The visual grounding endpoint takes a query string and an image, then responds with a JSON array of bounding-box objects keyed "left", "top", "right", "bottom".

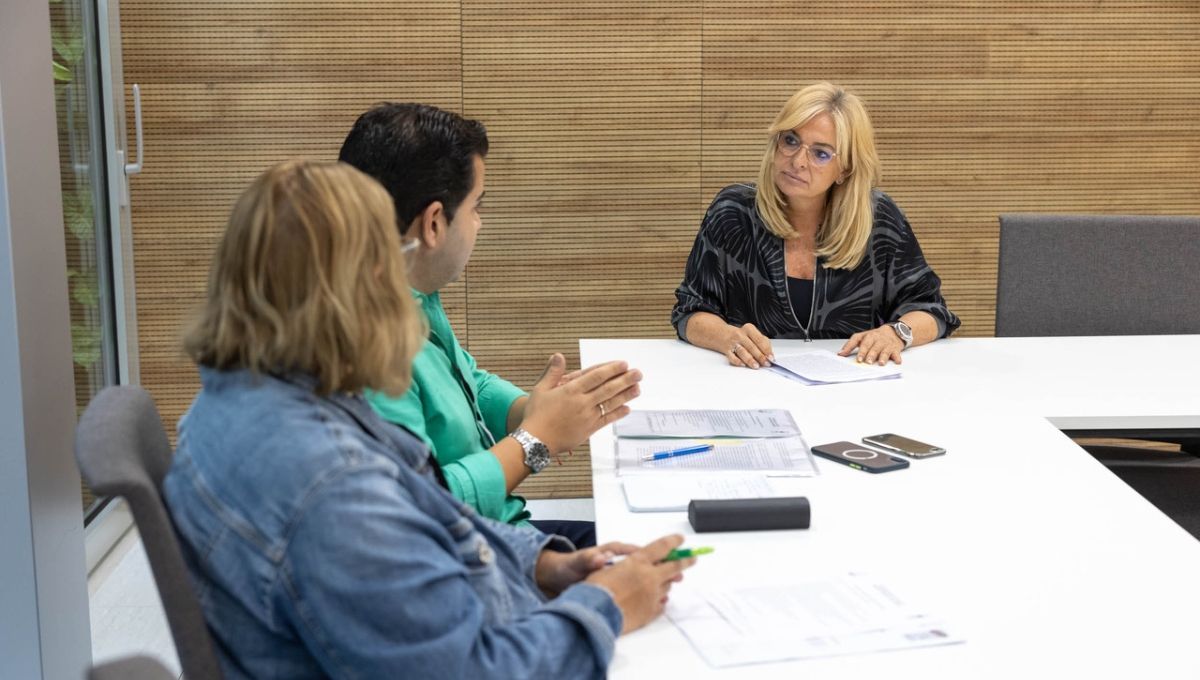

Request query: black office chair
[
  {"left": 996, "top": 213, "right": 1200, "bottom": 537},
  {"left": 75, "top": 386, "right": 223, "bottom": 680}
]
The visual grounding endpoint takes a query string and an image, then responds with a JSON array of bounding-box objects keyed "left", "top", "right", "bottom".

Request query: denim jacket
[{"left": 163, "top": 368, "right": 622, "bottom": 679}]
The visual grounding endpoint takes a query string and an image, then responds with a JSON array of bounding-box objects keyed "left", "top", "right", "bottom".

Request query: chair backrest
[
  {"left": 996, "top": 213, "right": 1200, "bottom": 337},
  {"left": 75, "top": 386, "right": 222, "bottom": 680}
]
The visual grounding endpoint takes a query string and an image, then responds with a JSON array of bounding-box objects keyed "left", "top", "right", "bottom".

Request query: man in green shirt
[{"left": 339, "top": 103, "right": 642, "bottom": 547}]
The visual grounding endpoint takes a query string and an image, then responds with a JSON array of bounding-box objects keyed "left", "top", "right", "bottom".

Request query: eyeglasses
[{"left": 775, "top": 132, "right": 838, "bottom": 167}]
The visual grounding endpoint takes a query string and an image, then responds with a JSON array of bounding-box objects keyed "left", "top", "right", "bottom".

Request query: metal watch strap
[
  {"left": 889, "top": 321, "right": 913, "bottom": 349},
  {"left": 509, "top": 427, "right": 551, "bottom": 474}
]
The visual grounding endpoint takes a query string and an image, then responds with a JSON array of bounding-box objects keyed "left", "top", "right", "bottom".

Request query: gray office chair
[
  {"left": 996, "top": 213, "right": 1200, "bottom": 537},
  {"left": 90, "top": 655, "right": 177, "bottom": 680},
  {"left": 75, "top": 386, "right": 222, "bottom": 680},
  {"left": 996, "top": 213, "right": 1200, "bottom": 339}
]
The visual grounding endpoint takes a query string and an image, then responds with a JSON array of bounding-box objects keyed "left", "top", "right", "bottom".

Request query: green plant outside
[{"left": 50, "top": 2, "right": 104, "bottom": 385}]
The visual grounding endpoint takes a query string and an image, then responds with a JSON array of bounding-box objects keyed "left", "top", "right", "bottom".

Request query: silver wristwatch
[
  {"left": 888, "top": 320, "right": 913, "bottom": 349},
  {"left": 509, "top": 427, "right": 551, "bottom": 474}
]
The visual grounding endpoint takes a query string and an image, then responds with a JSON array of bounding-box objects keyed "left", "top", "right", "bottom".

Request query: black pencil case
[{"left": 687, "top": 497, "right": 811, "bottom": 532}]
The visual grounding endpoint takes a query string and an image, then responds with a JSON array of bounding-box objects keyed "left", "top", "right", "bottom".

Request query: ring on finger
[
  {"left": 730, "top": 342, "right": 742, "bottom": 354},
  {"left": 598, "top": 402, "right": 607, "bottom": 419}
]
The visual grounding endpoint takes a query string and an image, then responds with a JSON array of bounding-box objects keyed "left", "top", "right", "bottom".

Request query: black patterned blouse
[{"left": 672, "top": 184, "right": 960, "bottom": 341}]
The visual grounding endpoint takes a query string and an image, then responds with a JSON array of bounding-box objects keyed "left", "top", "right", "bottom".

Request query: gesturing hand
[
  {"left": 521, "top": 353, "right": 642, "bottom": 454},
  {"left": 838, "top": 325, "right": 904, "bottom": 365}
]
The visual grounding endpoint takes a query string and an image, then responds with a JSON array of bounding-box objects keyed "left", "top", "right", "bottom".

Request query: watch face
[
  {"left": 526, "top": 443, "right": 551, "bottom": 473},
  {"left": 513, "top": 428, "right": 551, "bottom": 473}
]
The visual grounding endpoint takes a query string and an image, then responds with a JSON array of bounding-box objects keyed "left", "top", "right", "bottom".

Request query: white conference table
[{"left": 581, "top": 336, "right": 1200, "bottom": 679}]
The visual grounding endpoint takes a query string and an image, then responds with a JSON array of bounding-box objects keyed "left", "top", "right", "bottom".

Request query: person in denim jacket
[{"left": 163, "top": 160, "right": 694, "bottom": 679}]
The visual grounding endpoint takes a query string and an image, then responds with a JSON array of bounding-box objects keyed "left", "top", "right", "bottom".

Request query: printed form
[
  {"left": 613, "top": 409, "right": 801, "bottom": 439},
  {"left": 616, "top": 437, "right": 816, "bottom": 476},
  {"left": 667, "top": 573, "right": 964, "bottom": 667}
]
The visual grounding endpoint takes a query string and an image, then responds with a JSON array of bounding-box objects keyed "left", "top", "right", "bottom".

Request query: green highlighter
[{"left": 663, "top": 546, "right": 714, "bottom": 562}]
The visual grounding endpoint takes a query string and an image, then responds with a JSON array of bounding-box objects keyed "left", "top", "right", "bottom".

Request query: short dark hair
[{"left": 338, "top": 103, "right": 488, "bottom": 232}]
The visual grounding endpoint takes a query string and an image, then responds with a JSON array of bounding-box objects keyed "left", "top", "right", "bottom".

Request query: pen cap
[{"left": 688, "top": 497, "right": 811, "bottom": 533}]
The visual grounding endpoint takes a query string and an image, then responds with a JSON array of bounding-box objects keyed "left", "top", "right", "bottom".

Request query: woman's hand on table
[
  {"left": 838, "top": 325, "right": 904, "bottom": 365},
  {"left": 723, "top": 323, "right": 774, "bottom": 369}
]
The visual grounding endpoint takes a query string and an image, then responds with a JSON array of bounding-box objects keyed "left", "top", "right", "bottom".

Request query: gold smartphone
[{"left": 862, "top": 433, "right": 946, "bottom": 459}]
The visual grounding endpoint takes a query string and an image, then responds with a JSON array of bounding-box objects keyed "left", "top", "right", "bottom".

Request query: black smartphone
[
  {"left": 862, "top": 433, "right": 946, "bottom": 459},
  {"left": 811, "top": 441, "right": 910, "bottom": 473}
]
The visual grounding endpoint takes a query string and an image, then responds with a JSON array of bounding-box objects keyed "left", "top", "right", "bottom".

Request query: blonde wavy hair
[
  {"left": 184, "top": 160, "right": 425, "bottom": 396},
  {"left": 755, "top": 82, "right": 882, "bottom": 270}
]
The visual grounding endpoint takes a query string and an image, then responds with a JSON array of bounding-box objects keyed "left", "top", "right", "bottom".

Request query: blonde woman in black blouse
[{"left": 672, "top": 82, "right": 959, "bottom": 367}]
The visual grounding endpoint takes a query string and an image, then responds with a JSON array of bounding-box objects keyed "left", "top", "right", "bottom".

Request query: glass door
[
  {"left": 96, "top": 0, "right": 141, "bottom": 389},
  {"left": 49, "top": 0, "right": 141, "bottom": 567}
]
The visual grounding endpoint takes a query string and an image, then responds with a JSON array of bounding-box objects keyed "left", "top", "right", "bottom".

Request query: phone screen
[{"left": 863, "top": 433, "right": 945, "bottom": 456}]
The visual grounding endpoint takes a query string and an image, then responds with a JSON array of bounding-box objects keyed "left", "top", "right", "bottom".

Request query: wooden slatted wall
[
  {"left": 122, "top": 2, "right": 1200, "bottom": 498},
  {"left": 120, "top": 0, "right": 467, "bottom": 426},
  {"left": 461, "top": 1, "right": 701, "bottom": 495}
]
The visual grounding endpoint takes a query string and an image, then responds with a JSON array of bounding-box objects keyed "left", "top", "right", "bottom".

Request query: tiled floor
[
  {"left": 88, "top": 528, "right": 181, "bottom": 676},
  {"left": 87, "top": 498, "right": 595, "bottom": 674}
]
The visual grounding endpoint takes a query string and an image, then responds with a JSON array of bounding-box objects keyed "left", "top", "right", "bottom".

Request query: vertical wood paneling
[
  {"left": 122, "top": 2, "right": 1200, "bottom": 498},
  {"left": 461, "top": 1, "right": 702, "bottom": 497},
  {"left": 701, "top": 1, "right": 1200, "bottom": 334},
  {"left": 121, "top": 2, "right": 463, "bottom": 441}
]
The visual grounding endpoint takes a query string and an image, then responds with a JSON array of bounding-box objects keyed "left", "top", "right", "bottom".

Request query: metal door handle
[{"left": 124, "top": 84, "right": 143, "bottom": 176}]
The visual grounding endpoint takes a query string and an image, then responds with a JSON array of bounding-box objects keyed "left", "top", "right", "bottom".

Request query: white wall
[{"left": 0, "top": 1, "right": 94, "bottom": 677}]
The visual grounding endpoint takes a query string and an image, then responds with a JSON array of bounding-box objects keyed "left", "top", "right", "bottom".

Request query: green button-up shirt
[{"left": 367, "top": 290, "right": 530, "bottom": 525}]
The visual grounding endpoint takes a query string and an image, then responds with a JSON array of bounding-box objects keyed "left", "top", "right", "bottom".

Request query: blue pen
[{"left": 642, "top": 444, "right": 714, "bottom": 462}]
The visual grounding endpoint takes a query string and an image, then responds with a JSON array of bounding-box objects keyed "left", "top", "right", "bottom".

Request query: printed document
[
  {"left": 616, "top": 436, "right": 816, "bottom": 476},
  {"left": 620, "top": 474, "right": 788, "bottom": 512},
  {"left": 667, "top": 573, "right": 964, "bottom": 668},
  {"left": 770, "top": 349, "right": 902, "bottom": 385},
  {"left": 613, "top": 409, "right": 801, "bottom": 438}
]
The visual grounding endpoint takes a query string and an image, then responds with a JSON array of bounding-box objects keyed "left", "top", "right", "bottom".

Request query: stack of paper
[
  {"left": 616, "top": 437, "right": 814, "bottom": 475},
  {"left": 620, "top": 474, "right": 790, "bottom": 512},
  {"left": 613, "top": 408, "right": 802, "bottom": 439},
  {"left": 613, "top": 410, "right": 817, "bottom": 511},
  {"left": 666, "top": 573, "right": 964, "bottom": 668},
  {"left": 613, "top": 409, "right": 816, "bottom": 477},
  {"left": 768, "top": 349, "right": 902, "bottom": 385}
]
